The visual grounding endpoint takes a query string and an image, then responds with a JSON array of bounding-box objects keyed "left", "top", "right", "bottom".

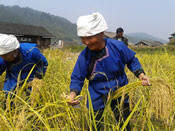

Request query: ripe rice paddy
[{"left": 0, "top": 45, "right": 174, "bottom": 130}]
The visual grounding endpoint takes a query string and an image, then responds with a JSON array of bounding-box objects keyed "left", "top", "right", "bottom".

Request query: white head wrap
[
  {"left": 0, "top": 34, "right": 20, "bottom": 55},
  {"left": 77, "top": 12, "right": 108, "bottom": 37}
]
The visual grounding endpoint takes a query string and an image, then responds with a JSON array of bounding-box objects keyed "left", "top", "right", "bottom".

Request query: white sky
[{"left": 0, "top": 0, "right": 175, "bottom": 40}]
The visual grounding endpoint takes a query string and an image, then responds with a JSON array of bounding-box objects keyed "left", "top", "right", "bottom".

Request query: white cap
[
  {"left": 0, "top": 34, "right": 20, "bottom": 55},
  {"left": 77, "top": 12, "right": 108, "bottom": 37}
]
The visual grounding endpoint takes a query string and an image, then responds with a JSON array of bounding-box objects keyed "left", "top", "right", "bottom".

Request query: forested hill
[{"left": 0, "top": 4, "right": 78, "bottom": 42}]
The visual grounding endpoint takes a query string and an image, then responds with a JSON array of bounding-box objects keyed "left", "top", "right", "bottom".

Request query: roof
[
  {"left": 135, "top": 40, "right": 163, "bottom": 47},
  {"left": 104, "top": 31, "right": 116, "bottom": 38},
  {"left": 0, "top": 22, "right": 54, "bottom": 38},
  {"left": 171, "top": 33, "right": 175, "bottom": 36}
]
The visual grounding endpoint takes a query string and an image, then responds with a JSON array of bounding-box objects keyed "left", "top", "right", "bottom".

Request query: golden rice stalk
[
  {"left": 113, "top": 77, "right": 174, "bottom": 122},
  {"left": 147, "top": 77, "right": 175, "bottom": 120},
  {"left": 10, "top": 92, "right": 51, "bottom": 130},
  {"left": 18, "top": 64, "right": 36, "bottom": 97},
  {"left": 30, "top": 78, "right": 43, "bottom": 106},
  {"left": 113, "top": 81, "right": 142, "bottom": 100},
  {"left": 120, "top": 96, "right": 143, "bottom": 131}
]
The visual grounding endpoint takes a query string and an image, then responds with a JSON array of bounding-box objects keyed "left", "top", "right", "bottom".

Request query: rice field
[{"left": 0, "top": 45, "right": 174, "bottom": 130}]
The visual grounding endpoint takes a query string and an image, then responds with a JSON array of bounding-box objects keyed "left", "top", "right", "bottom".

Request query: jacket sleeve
[
  {"left": 70, "top": 54, "right": 87, "bottom": 95},
  {"left": 30, "top": 48, "right": 48, "bottom": 79},
  {"left": 116, "top": 41, "right": 145, "bottom": 77},
  {"left": 0, "top": 57, "right": 6, "bottom": 75},
  {"left": 127, "top": 57, "right": 145, "bottom": 77}
]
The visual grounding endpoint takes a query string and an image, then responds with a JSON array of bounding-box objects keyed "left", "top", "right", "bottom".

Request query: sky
[{"left": 0, "top": 0, "right": 175, "bottom": 41}]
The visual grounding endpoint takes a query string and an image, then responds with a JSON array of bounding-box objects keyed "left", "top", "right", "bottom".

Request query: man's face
[
  {"left": 116, "top": 32, "right": 123, "bottom": 38},
  {"left": 80, "top": 33, "right": 104, "bottom": 51}
]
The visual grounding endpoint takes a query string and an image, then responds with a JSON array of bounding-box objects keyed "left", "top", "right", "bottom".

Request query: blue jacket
[
  {"left": 70, "top": 38, "right": 143, "bottom": 111},
  {"left": 0, "top": 43, "right": 48, "bottom": 92}
]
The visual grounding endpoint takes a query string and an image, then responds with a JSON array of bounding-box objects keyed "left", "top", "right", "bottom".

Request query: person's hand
[
  {"left": 138, "top": 73, "right": 151, "bottom": 86},
  {"left": 67, "top": 92, "right": 80, "bottom": 106}
]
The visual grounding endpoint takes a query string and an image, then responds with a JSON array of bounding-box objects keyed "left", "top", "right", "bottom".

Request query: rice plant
[{"left": 0, "top": 47, "right": 174, "bottom": 130}]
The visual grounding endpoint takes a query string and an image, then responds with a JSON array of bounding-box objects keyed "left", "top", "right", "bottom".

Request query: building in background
[
  {"left": 0, "top": 22, "right": 54, "bottom": 48},
  {"left": 104, "top": 31, "right": 116, "bottom": 38},
  {"left": 50, "top": 40, "right": 64, "bottom": 49},
  {"left": 169, "top": 33, "right": 175, "bottom": 41},
  {"left": 135, "top": 40, "right": 163, "bottom": 47}
]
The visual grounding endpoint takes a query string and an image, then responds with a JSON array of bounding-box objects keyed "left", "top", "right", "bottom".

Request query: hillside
[
  {"left": 105, "top": 31, "right": 167, "bottom": 45},
  {"left": 126, "top": 32, "right": 168, "bottom": 44},
  {"left": 0, "top": 4, "right": 168, "bottom": 44},
  {"left": 0, "top": 4, "right": 78, "bottom": 42}
]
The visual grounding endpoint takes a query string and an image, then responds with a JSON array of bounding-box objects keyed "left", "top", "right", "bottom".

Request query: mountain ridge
[
  {"left": 126, "top": 32, "right": 168, "bottom": 44},
  {"left": 0, "top": 4, "right": 168, "bottom": 44},
  {"left": 0, "top": 4, "right": 78, "bottom": 42}
]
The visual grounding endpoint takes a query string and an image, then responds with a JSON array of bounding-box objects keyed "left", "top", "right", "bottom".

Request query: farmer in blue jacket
[
  {"left": 67, "top": 12, "right": 150, "bottom": 130},
  {"left": 0, "top": 34, "right": 48, "bottom": 97}
]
